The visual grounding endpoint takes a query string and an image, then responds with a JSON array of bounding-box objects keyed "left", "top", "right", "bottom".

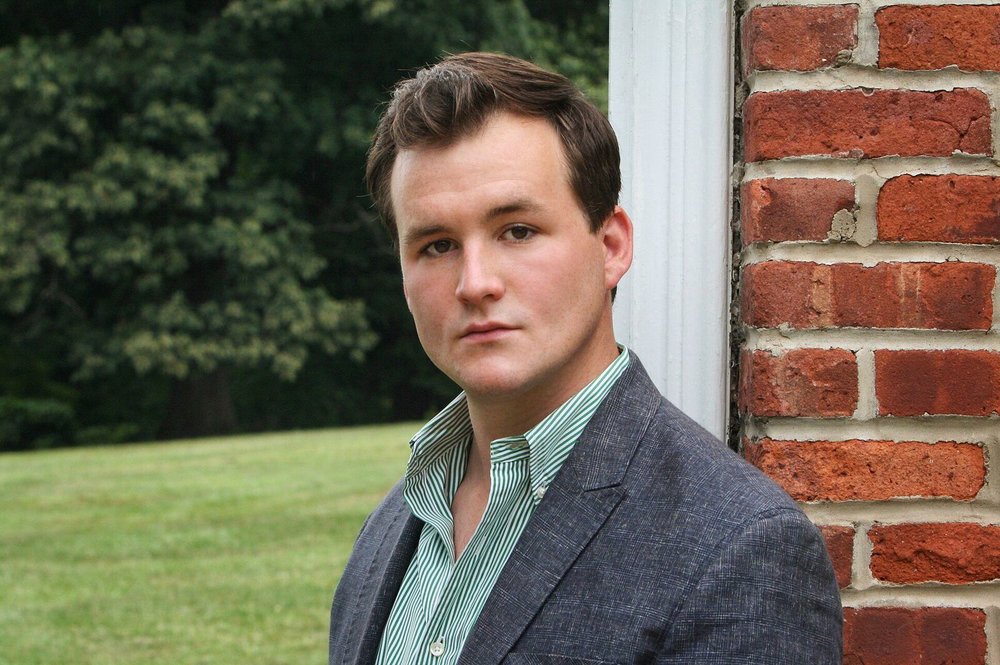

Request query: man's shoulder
[
  {"left": 650, "top": 396, "right": 796, "bottom": 511},
  {"left": 594, "top": 356, "right": 802, "bottom": 524}
]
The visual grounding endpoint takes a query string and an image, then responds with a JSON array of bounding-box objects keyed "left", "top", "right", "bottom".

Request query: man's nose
[{"left": 455, "top": 244, "right": 505, "bottom": 304}]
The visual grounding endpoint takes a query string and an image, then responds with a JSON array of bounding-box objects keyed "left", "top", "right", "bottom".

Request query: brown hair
[{"left": 365, "top": 52, "right": 620, "bottom": 244}]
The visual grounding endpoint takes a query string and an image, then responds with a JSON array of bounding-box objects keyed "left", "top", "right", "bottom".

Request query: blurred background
[
  {"left": 0, "top": 3, "right": 608, "bottom": 662},
  {"left": 0, "top": 0, "right": 609, "bottom": 452}
]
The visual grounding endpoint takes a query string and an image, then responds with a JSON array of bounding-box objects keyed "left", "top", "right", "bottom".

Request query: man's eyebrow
[
  {"left": 400, "top": 199, "right": 543, "bottom": 246},
  {"left": 400, "top": 224, "right": 448, "bottom": 248}
]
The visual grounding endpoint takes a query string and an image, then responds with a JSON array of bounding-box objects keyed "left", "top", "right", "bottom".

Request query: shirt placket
[{"left": 416, "top": 440, "right": 530, "bottom": 664}]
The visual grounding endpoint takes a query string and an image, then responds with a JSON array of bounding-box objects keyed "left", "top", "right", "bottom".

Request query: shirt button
[
  {"left": 533, "top": 485, "right": 547, "bottom": 501},
  {"left": 429, "top": 640, "right": 445, "bottom": 657},
  {"left": 509, "top": 439, "right": 527, "bottom": 450}
]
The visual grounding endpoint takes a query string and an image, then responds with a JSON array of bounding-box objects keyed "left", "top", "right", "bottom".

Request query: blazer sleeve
[{"left": 657, "top": 508, "right": 843, "bottom": 664}]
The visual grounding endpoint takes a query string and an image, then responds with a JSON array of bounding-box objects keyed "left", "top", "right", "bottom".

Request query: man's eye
[
  {"left": 423, "top": 239, "right": 455, "bottom": 256},
  {"left": 503, "top": 225, "right": 535, "bottom": 241}
]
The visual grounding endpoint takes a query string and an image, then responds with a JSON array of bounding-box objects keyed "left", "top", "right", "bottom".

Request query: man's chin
[
  {"left": 459, "top": 377, "right": 528, "bottom": 401},
  {"left": 451, "top": 367, "right": 535, "bottom": 402}
]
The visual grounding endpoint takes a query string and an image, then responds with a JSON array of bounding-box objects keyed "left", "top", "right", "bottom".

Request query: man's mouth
[{"left": 461, "top": 322, "right": 515, "bottom": 340}]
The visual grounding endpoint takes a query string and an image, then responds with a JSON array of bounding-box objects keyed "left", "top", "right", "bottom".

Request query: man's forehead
[{"left": 389, "top": 113, "right": 571, "bottom": 216}]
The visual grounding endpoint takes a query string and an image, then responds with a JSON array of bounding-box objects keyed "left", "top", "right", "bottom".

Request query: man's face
[{"left": 391, "top": 112, "right": 631, "bottom": 415}]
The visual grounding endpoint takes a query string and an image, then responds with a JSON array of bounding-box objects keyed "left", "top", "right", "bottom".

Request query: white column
[{"left": 609, "top": 0, "right": 734, "bottom": 440}]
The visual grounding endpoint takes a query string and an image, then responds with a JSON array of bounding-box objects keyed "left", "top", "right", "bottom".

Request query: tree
[
  {"left": 0, "top": 0, "right": 608, "bottom": 445},
  {"left": 0, "top": 16, "right": 376, "bottom": 439}
]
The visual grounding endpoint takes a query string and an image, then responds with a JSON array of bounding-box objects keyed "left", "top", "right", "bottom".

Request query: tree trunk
[{"left": 158, "top": 367, "right": 238, "bottom": 440}]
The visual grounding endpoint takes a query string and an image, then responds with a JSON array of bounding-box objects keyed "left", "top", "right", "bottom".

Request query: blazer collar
[{"left": 556, "top": 355, "right": 661, "bottom": 491}]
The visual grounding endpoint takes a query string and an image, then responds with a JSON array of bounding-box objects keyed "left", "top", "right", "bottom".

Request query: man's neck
[{"left": 463, "top": 341, "right": 621, "bottom": 472}]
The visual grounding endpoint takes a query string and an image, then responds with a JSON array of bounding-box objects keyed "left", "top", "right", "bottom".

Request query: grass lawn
[{"left": 0, "top": 423, "right": 416, "bottom": 665}]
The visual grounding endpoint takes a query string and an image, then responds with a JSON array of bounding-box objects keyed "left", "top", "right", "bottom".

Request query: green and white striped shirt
[{"left": 375, "top": 348, "right": 630, "bottom": 665}]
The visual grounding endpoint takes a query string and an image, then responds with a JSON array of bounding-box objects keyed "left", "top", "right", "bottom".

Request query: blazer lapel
[
  {"left": 457, "top": 359, "right": 662, "bottom": 665},
  {"left": 346, "top": 498, "right": 423, "bottom": 665}
]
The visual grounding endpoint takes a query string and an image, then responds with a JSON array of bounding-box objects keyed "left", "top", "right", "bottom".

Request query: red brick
[
  {"left": 875, "top": 350, "right": 1000, "bottom": 417},
  {"left": 817, "top": 525, "right": 853, "bottom": 589},
  {"left": 843, "top": 607, "right": 987, "bottom": 665},
  {"left": 879, "top": 175, "right": 1000, "bottom": 244},
  {"left": 742, "top": 261, "right": 994, "bottom": 330},
  {"left": 744, "top": 439, "right": 985, "bottom": 501},
  {"left": 739, "top": 348, "right": 858, "bottom": 417},
  {"left": 743, "top": 89, "right": 991, "bottom": 161},
  {"left": 740, "top": 179, "right": 855, "bottom": 244},
  {"left": 869, "top": 523, "right": 1000, "bottom": 584},
  {"left": 742, "top": 5, "right": 858, "bottom": 74},
  {"left": 878, "top": 5, "right": 1000, "bottom": 71}
]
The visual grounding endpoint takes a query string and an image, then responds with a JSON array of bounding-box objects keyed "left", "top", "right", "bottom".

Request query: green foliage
[
  {"left": 0, "top": 396, "right": 76, "bottom": 451},
  {"left": 0, "top": 24, "right": 374, "bottom": 386},
  {"left": 0, "top": 0, "right": 609, "bottom": 442}
]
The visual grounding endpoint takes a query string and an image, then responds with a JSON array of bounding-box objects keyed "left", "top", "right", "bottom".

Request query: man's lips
[{"left": 460, "top": 322, "right": 516, "bottom": 340}]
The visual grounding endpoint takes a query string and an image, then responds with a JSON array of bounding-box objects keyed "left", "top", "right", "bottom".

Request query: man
[{"left": 329, "top": 52, "right": 842, "bottom": 664}]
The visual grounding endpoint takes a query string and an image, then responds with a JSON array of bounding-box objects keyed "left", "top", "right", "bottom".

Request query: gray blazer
[{"left": 329, "top": 358, "right": 843, "bottom": 664}]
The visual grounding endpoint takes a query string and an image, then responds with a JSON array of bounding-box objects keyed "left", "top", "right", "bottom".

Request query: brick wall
[{"left": 737, "top": 2, "right": 1000, "bottom": 662}]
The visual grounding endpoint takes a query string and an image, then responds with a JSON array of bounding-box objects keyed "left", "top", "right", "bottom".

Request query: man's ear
[{"left": 601, "top": 206, "right": 634, "bottom": 291}]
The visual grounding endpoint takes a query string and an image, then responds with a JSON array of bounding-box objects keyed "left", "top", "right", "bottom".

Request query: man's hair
[{"left": 365, "top": 52, "right": 621, "bottom": 244}]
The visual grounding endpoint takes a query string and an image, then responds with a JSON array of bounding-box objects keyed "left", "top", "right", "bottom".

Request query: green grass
[{"left": 0, "top": 424, "right": 416, "bottom": 665}]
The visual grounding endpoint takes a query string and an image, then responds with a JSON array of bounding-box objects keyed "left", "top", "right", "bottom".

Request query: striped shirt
[{"left": 374, "top": 348, "right": 631, "bottom": 665}]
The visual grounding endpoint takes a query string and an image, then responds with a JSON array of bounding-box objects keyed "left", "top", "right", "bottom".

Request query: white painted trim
[{"left": 609, "top": 0, "right": 734, "bottom": 440}]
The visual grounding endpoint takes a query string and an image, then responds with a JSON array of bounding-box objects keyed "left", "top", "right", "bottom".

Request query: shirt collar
[
  {"left": 406, "top": 392, "right": 473, "bottom": 479},
  {"left": 404, "top": 347, "right": 631, "bottom": 495}
]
